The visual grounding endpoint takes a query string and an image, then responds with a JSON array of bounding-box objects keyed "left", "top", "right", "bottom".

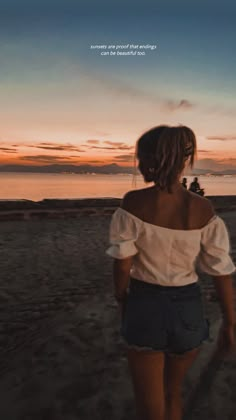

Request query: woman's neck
[{"left": 152, "top": 180, "right": 183, "bottom": 194}]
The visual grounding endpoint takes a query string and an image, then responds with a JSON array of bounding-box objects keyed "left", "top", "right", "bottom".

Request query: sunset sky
[{"left": 0, "top": 0, "right": 236, "bottom": 172}]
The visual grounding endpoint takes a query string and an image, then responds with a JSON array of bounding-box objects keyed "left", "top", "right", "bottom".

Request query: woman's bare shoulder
[
  {"left": 121, "top": 188, "right": 150, "bottom": 216},
  {"left": 187, "top": 191, "right": 215, "bottom": 225}
]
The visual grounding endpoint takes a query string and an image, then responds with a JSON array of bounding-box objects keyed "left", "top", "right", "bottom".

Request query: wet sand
[{"left": 0, "top": 209, "right": 235, "bottom": 419}]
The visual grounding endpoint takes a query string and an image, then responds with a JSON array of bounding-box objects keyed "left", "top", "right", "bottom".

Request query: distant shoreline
[{"left": 0, "top": 171, "right": 236, "bottom": 176}]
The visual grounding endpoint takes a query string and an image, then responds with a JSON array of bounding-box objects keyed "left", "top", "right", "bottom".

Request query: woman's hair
[{"left": 136, "top": 124, "right": 197, "bottom": 192}]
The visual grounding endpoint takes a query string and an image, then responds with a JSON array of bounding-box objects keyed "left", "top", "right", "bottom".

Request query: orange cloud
[
  {"left": 206, "top": 135, "right": 236, "bottom": 141},
  {"left": 103, "top": 141, "right": 134, "bottom": 150},
  {"left": 27, "top": 142, "right": 84, "bottom": 152},
  {"left": 82, "top": 140, "right": 134, "bottom": 151},
  {"left": 114, "top": 154, "right": 135, "bottom": 162},
  {"left": 19, "top": 155, "right": 81, "bottom": 164},
  {"left": 0, "top": 147, "right": 18, "bottom": 153},
  {"left": 86, "top": 140, "right": 100, "bottom": 144}
]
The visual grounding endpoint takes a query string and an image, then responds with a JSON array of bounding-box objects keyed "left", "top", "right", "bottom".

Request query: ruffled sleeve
[
  {"left": 197, "top": 216, "right": 235, "bottom": 276},
  {"left": 106, "top": 208, "right": 141, "bottom": 259}
]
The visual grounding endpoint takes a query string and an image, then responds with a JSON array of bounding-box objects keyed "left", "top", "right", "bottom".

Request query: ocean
[{"left": 0, "top": 172, "right": 235, "bottom": 201}]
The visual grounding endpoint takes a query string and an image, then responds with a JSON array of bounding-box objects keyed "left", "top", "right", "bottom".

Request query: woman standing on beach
[{"left": 106, "top": 125, "right": 235, "bottom": 420}]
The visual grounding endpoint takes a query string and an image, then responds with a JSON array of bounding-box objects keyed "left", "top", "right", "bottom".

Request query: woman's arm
[
  {"left": 212, "top": 274, "right": 235, "bottom": 355},
  {"left": 212, "top": 274, "right": 235, "bottom": 326},
  {"left": 113, "top": 257, "right": 133, "bottom": 302},
  {"left": 111, "top": 191, "right": 138, "bottom": 302}
]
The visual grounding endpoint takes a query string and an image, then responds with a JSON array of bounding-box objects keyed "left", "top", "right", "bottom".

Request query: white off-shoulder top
[{"left": 106, "top": 207, "right": 235, "bottom": 286}]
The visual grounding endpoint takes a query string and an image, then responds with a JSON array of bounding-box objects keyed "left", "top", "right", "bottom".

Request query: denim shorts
[{"left": 121, "top": 278, "right": 209, "bottom": 354}]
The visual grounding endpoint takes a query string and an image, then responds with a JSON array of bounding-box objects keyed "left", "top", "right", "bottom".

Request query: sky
[{"left": 0, "top": 0, "right": 236, "bottom": 172}]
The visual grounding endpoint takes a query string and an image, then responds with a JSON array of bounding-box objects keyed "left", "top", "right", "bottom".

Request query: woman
[{"left": 106, "top": 125, "right": 235, "bottom": 420}]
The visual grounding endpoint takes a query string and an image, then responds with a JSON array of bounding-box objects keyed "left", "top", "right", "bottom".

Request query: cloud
[
  {"left": 94, "top": 71, "right": 236, "bottom": 116},
  {"left": 206, "top": 135, "right": 236, "bottom": 141},
  {"left": 20, "top": 155, "right": 80, "bottom": 164},
  {"left": 103, "top": 141, "right": 134, "bottom": 150},
  {"left": 27, "top": 142, "right": 84, "bottom": 152},
  {"left": 23, "top": 139, "right": 133, "bottom": 154},
  {"left": 87, "top": 160, "right": 106, "bottom": 164},
  {"left": 85, "top": 70, "right": 196, "bottom": 113},
  {"left": 197, "top": 149, "right": 210, "bottom": 153},
  {"left": 86, "top": 140, "right": 100, "bottom": 144},
  {"left": 114, "top": 154, "right": 135, "bottom": 162},
  {"left": 82, "top": 140, "right": 134, "bottom": 151},
  {"left": 85, "top": 68, "right": 236, "bottom": 117},
  {"left": 86, "top": 145, "right": 118, "bottom": 150},
  {"left": 162, "top": 99, "right": 194, "bottom": 112},
  {"left": 0, "top": 147, "right": 17, "bottom": 153}
]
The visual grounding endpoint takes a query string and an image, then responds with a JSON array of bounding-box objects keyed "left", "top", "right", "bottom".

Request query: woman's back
[
  {"left": 122, "top": 184, "right": 214, "bottom": 231},
  {"left": 107, "top": 183, "right": 234, "bottom": 286}
]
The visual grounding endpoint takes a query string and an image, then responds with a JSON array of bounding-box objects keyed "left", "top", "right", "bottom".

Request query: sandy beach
[{"left": 0, "top": 205, "right": 235, "bottom": 419}]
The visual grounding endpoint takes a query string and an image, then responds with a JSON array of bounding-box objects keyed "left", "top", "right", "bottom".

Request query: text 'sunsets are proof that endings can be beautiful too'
[{"left": 90, "top": 43, "right": 158, "bottom": 56}]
